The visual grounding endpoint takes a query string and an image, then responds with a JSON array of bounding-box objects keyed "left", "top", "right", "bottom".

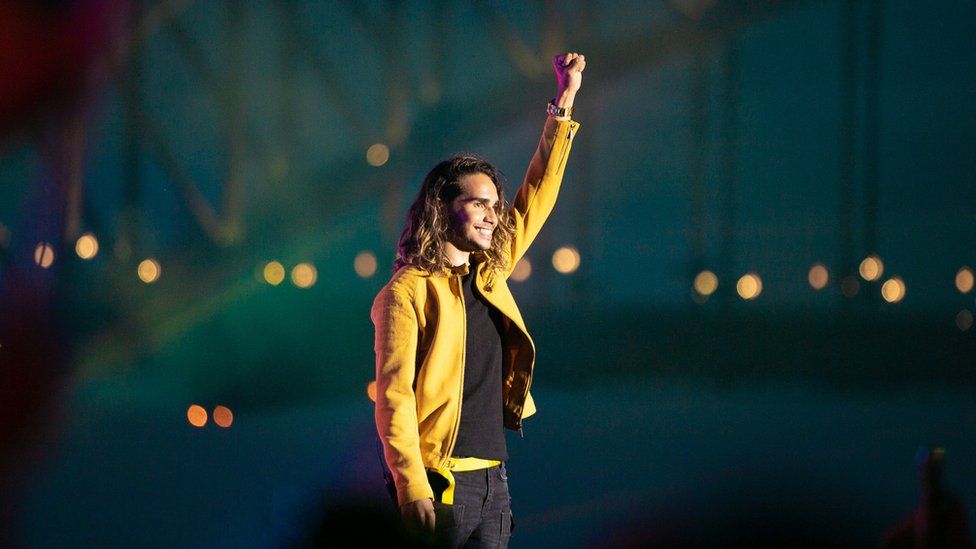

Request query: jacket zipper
[{"left": 556, "top": 123, "right": 574, "bottom": 175}]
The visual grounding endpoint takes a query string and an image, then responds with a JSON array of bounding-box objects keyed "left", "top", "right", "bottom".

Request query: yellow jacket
[{"left": 372, "top": 116, "right": 580, "bottom": 506}]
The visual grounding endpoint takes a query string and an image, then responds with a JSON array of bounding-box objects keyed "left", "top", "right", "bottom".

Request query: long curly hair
[{"left": 394, "top": 154, "right": 515, "bottom": 274}]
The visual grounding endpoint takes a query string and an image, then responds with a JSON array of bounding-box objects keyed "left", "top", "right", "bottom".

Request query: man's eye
[{"left": 474, "top": 202, "right": 484, "bottom": 208}]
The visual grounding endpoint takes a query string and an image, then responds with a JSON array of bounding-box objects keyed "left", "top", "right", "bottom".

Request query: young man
[{"left": 372, "top": 52, "right": 585, "bottom": 547}]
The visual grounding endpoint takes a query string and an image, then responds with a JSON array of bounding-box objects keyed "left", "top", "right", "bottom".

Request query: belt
[{"left": 431, "top": 457, "right": 501, "bottom": 504}]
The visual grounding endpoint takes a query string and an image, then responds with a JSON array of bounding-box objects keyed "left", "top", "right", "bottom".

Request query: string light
[
  {"left": 34, "top": 242, "right": 55, "bottom": 268},
  {"left": 75, "top": 233, "right": 99, "bottom": 260},
  {"left": 354, "top": 251, "right": 378, "bottom": 278},
  {"left": 187, "top": 405, "right": 207, "bottom": 427},
  {"left": 263, "top": 261, "right": 285, "bottom": 285},
  {"left": 859, "top": 254, "right": 884, "bottom": 282},
  {"left": 736, "top": 272, "right": 762, "bottom": 300},
  {"left": 138, "top": 258, "right": 161, "bottom": 283},
  {"left": 808, "top": 263, "right": 829, "bottom": 290},
  {"left": 213, "top": 406, "right": 234, "bottom": 428},
  {"left": 956, "top": 310, "right": 973, "bottom": 331},
  {"left": 552, "top": 246, "right": 580, "bottom": 274},
  {"left": 693, "top": 270, "right": 718, "bottom": 296},
  {"left": 955, "top": 267, "right": 974, "bottom": 294},
  {"left": 881, "top": 277, "right": 906, "bottom": 303},
  {"left": 510, "top": 258, "right": 532, "bottom": 282},
  {"left": 366, "top": 144, "right": 390, "bottom": 167},
  {"left": 291, "top": 263, "right": 317, "bottom": 288}
]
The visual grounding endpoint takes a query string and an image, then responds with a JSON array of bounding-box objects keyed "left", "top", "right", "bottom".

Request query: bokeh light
[
  {"left": 187, "top": 404, "right": 207, "bottom": 427},
  {"left": 736, "top": 273, "right": 762, "bottom": 300},
  {"left": 693, "top": 270, "right": 718, "bottom": 296},
  {"left": 552, "top": 246, "right": 580, "bottom": 274},
  {"left": 881, "top": 276, "right": 906, "bottom": 303},
  {"left": 291, "top": 263, "right": 317, "bottom": 288},
  {"left": 808, "top": 263, "right": 829, "bottom": 290},
  {"left": 858, "top": 254, "right": 884, "bottom": 282},
  {"left": 955, "top": 267, "right": 974, "bottom": 294},
  {"left": 354, "top": 251, "right": 378, "bottom": 278},
  {"left": 75, "top": 233, "right": 99, "bottom": 260},
  {"left": 841, "top": 275, "right": 860, "bottom": 298},
  {"left": 213, "top": 405, "right": 234, "bottom": 428},
  {"left": 510, "top": 257, "right": 532, "bottom": 282},
  {"left": 34, "top": 241, "right": 55, "bottom": 268},
  {"left": 366, "top": 144, "right": 390, "bottom": 167},
  {"left": 263, "top": 261, "right": 286, "bottom": 285},
  {"left": 956, "top": 310, "right": 974, "bottom": 331},
  {"left": 137, "top": 258, "right": 161, "bottom": 283},
  {"left": 367, "top": 381, "right": 377, "bottom": 402}
]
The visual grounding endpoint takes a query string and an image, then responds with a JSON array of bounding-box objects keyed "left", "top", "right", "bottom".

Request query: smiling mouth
[{"left": 476, "top": 227, "right": 493, "bottom": 238}]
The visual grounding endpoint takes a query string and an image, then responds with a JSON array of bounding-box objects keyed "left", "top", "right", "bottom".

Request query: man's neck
[{"left": 444, "top": 242, "right": 471, "bottom": 267}]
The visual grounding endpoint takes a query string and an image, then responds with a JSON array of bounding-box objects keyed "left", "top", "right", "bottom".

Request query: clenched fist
[{"left": 552, "top": 52, "right": 585, "bottom": 112}]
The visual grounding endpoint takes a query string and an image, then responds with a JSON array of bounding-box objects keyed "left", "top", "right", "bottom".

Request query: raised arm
[{"left": 506, "top": 53, "right": 586, "bottom": 275}]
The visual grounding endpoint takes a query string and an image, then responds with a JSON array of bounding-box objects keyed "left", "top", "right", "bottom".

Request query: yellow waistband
[
  {"left": 445, "top": 457, "right": 501, "bottom": 472},
  {"left": 431, "top": 458, "right": 502, "bottom": 504}
]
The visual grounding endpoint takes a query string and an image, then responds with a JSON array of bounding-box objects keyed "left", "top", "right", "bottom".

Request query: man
[{"left": 372, "top": 52, "right": 585, "bottom": 547}]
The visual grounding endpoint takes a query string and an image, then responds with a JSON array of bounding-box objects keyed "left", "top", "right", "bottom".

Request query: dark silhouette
[{"left": 882, "top": 447, "right": 973, "bottom": 548}]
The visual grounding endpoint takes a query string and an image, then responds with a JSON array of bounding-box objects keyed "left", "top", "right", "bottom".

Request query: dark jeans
[{"left": 430, "top": 463, "right": 514, "bottom": 548}]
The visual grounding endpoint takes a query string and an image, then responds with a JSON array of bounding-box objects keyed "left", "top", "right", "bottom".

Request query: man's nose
[{"left": 485, "top": 208, "right": 497, "bottom": 225}]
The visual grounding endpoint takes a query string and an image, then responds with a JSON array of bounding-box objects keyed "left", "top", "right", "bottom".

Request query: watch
[{"left": 547, "top": 100, "right": 573, "bottom": 118}]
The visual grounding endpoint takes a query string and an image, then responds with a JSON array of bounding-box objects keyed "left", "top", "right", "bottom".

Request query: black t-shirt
[{"left": 451, "top": 268, "right": 509, "bottom": 461}]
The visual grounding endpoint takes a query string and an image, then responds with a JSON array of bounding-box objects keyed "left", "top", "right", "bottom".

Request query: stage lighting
[
  {"left": 808, "top": 263, "right": 829, "bottom": 290},
  {"left": 366, "top": 144, "right": 390, "bottom": 167},
  {"left": 552, "top": 246, "right": 580, "bottom": 274},
  {"left": 75, "top": 233, "right": 99, "bottom": 260},
  {"left": 213, "top": 406, "right": 234, "bottom": 428},
  {"left": 956, "top": 310, "right": 973, "bottom": 331},
  {"left": 34, "top": 242, "right": 55, "bottom": 268},
  {"left": 263, "top": 261, "right": 285, "bottom": 286},
  {"left": 956, "top": 267, "right": 974, "bottom": 294},
  {"left": 510, "top": 257, "right": 532, "bottom": 282},
  {"left": 694, "top": 270, "right": 718, "bottom": 296},
  {"left": 859, "top": 255, "right": 884, "bottom": 282},
  {"left": 138, "top": 258, "right": 161, "bottom": 283},
  {"left": 291, "top": 263, "right": 317, "bottom": 288},
  {"left": 736, "top": 272, "right": 762, "bottom": 300},
  {"left": 187, "top": 405, "right": 207, "bottom": 427},
  {"left": 354, "top": 251, "right": 378, "bottom": 278},
  {"left": 881, "top": 277, "right": 905, "bottom": 303}
]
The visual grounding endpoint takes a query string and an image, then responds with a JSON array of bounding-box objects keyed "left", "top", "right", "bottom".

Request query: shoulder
[
  {"left": 371, "top": 266, "right": 436, "bottom": 325},
  {"left": 374, "top": 265, "right": 430, "bottom": 305}
]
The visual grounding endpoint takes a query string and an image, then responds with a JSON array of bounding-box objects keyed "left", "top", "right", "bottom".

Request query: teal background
[{"left": 1, "top": 0, "right": 974, "bottom": 545}]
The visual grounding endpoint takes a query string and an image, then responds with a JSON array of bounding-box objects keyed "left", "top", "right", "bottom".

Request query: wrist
[{"left": 554, "top": 88, "right": 577, "bottom": 109}]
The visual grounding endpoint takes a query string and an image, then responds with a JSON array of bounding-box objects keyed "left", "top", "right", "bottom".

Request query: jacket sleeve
[
  {"left": 372, "top": 286, "right": 434, "bottom": 506},
  {"left": 505, "top": 116, "right": 581, "bottom": 277}
]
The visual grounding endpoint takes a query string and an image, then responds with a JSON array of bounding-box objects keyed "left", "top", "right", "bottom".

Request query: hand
[
  {"left": 401, "top": 498, "right": 436, "bottom": 532},
  {"left": 552, "top": 52, "right": 586, "bottom": 108}
]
